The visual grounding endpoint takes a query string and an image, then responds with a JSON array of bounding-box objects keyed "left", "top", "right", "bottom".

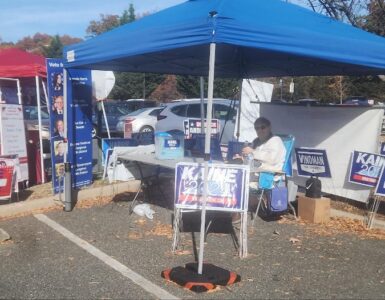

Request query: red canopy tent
[
  {"left": 0, "top": 48, "right": 48, "bottom": 185},
  {"left": 0, "top": 48, "right": 46, "bottom": 78}
]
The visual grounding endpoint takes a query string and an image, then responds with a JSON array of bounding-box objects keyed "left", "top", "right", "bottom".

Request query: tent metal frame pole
[
  {"left": 41, "top": 80, "right": 50, "bottom": 111},
  {"left": 100, "top": 100, "right": 111, "bottom": 139},
  {"left": 200, "top": 76, "right": 205, "bottom": 134},
  {"left": 35, "top": 75, "right": 45, "bottom": 183},
  {"left": 236, "top": 80, "right": 243, "bottom": 141},
  {"left": 198, "top": 42, "right": 216, "bottom": 275},
  {"left": 16, "top": 79, "right": 22, "bottom": 105},
  {"left": 63, "top": 69, "right": 72, "bottom": 211}
]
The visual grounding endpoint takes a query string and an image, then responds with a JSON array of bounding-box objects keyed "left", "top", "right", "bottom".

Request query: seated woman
[
  {"left": 242, "top": 116, "right": 286, "bottom": 173},
  {"left": 233, "top": 117, "right": 286, "bottom": 222}
]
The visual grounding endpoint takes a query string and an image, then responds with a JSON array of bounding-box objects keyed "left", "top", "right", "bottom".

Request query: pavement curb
[{"left": 0, "top": 180, "right": 140, "bottom": 219}]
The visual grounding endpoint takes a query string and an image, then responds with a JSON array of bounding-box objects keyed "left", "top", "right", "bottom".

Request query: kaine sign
[
  {"left": 174, "top": 162, "right": 249, "bottom": 212},
  {"left": 349, "top": 150, "right": 385, "bottom": 187},
  {"left": 295, "top": 148, "right": 331, "bottom": 178}
]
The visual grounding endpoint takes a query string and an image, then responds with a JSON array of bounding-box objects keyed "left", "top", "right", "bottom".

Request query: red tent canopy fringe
[{"left": 0, "top": 48, "right": 47, "bottom": 78}]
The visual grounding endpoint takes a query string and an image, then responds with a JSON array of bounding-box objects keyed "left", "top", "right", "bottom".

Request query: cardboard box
[{"left": 298, "top": 193, "right": 330, "bottom": 223}]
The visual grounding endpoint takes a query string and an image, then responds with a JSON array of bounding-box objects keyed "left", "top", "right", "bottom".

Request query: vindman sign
[
  {"left": 295, "top": 148, "right": 331, "bottom": 178},
  {"left": 349, "top": 151, "right": 385, "bottom": 187}
]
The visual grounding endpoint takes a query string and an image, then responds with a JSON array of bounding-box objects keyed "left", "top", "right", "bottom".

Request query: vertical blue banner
[
  {"left": 47, "top": 60, "right": 93, "bottom": 192},
  {"left": 66, "top": 69, "right": 93, "bottom": 189},
  {"left": 46, "top": 58, "right": 65, "bottom": 193}
]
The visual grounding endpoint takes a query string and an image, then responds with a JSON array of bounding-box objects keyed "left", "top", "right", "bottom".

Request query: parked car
[
  {"left": 116, "top": 107, "right": 164, "bottom": 135},
  {"left": 92, "top": 99, "right": 157, "bottom": 136},
  {"left": 155, "top": 99, "right": 238, "bottom": 144},
  {"left": 23, "top": 105, "right": 50, "bottom": 140},
  {"left": 342, "top": 96, "right": 374, "bottom": 106}
]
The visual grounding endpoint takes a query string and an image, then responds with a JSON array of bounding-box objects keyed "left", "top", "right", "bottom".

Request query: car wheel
[{"left": 139, "top": 126, "right": 154, "bottom": 133}]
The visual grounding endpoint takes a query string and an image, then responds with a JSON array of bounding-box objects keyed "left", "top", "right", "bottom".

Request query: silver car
[
  {"left": 116, "top": 107, "right": 164, "bottom": 135},
  {"left": 23, "top": 106, "right": 50, "bottom": 140},
  {"left": 155, "top": 99, "right": 238, "bottom": 144}
]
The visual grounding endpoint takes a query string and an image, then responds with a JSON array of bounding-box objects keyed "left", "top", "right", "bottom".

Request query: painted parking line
[{"left": 34, "top": 214, "right": 178, "bottom": 300}]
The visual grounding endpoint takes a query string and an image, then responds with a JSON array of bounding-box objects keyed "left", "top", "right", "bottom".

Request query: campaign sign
[
  {"left": 374, "top": 164, "right": 385, "bottom": 196},
  {"left": 380, "top": 142, "right": 385, "bottom": 156},
  {"left": 174, "top": 162, "right": 249, "bottom": 212},
  {"left": 164, "top": 138, "right": 180, "bottom": 149},
  {"left": 349, "top": 150, "right": 385, "bottom": 187},
  {"left": 0, "top": 104, "right": 28, "bottom": 181},
  {"left": 46, "top": 58, "right": 65, "bottom": 193},
  {"left": 295, "top": 148, "right": 331, "bottom": 178},
  {"left": 66, "top": 68, "right": 93, "bottom": 189},
  {"left": 0, "top": 156, "right": 16, "bottom": 200},
  {"left": 184, "top": 118, "right": 220, "bottom": 139}
]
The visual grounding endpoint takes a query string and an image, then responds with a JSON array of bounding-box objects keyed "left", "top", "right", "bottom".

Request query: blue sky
[{"left": 0, "top": 0, "right": 184, "bottom": 43}]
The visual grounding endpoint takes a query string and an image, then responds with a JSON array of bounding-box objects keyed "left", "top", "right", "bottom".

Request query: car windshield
[
  {"left": 125, "top": 108, "right": 151, "bottom": 116},
  {"left": 115, "top": 104, "right": 132, "bottom": 115}
]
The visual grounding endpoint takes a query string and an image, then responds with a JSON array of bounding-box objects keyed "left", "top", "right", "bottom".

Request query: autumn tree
[
  {"left": 13, "top": 33, "right": 82, "bottom": 57},
  {"left": 281, "top": 0, "right": 385, "bottom": 103},
  {"left": 365, "top": 0, "right": 385, "bottom": 36}
]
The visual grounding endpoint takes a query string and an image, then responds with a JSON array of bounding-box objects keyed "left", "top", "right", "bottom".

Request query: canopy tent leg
[
  {"left": 200, "top": 76, "right": 205, "bottom": 134},
  {"left": 198, "top": 42, "right": 216, "bottom": 275},
  {"left": 41, "top": 80, "right": 50, "bottom": 111},
  {"left": 63, "top": 69, "right": 72, "bottom": 211},
  {"left": 16, "top": 79, "right": 22, "bottom": 105},
  {"left": 35, "top": 75, "right": 45, "bottom": 183},
  {"left": 100, "top": 100, "right": 111, "bottom": 139}
]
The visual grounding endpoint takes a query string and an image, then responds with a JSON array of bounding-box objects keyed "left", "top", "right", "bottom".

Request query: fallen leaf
[{"left": 289, "top": 237, "right": 301, "bottom": 244}]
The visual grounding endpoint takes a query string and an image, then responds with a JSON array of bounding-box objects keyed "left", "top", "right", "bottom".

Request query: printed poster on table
[
  {"left": 349, "top": 150, "right": 385, "bottom": 187},
  {"left": 0, "top": 104, "right": 28, "bottom": 182},
  {"left": 295, "top": 148, "right": 331, "bottom": 178},
  {"left": 174, "top": 162, "right": 249, "bottom": 212}
]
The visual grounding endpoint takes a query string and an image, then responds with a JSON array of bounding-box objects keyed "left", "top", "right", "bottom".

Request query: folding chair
[{"left": 251, "top": 134, "right": 297, "bottom": 223}]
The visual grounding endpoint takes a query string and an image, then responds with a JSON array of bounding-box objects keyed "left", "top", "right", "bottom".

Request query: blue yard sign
[
  {"left": 349, "top": 150, "right": 385, "bottom": 187},
  {"left": 380, "top": 142, "right": 385, "bottom": 155},
  {"left": 295, "top": 148, "right": 331, "bottom": 178},
  {"left": 174, "top": 162, "right": 249, "bottom": 212},
  {"left": 374, "top": 164, "right": 385, "bottom": 196}
]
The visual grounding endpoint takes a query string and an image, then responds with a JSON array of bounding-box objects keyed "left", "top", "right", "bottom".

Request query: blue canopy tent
[
  {"left": 64, "top": 0, "right": 385, "bottom": 77},
  {"left": 63, "top": 0, "right": 385, "bottom": 267}
]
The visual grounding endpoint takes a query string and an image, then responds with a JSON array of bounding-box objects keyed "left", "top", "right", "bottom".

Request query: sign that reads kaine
[
  {"left": 349, "top": 150, "right": 385, "bottom": 187},
  {"left": 175, "top": 162, "right": 248, "bottom": 212},
  {"left": 295, "top": 148, "right": 331, "bottom": 178}
]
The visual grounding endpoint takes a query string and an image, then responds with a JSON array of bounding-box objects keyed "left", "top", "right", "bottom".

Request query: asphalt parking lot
[{"left": 0, "top": 197, "right": 384, "bottom": 299}]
